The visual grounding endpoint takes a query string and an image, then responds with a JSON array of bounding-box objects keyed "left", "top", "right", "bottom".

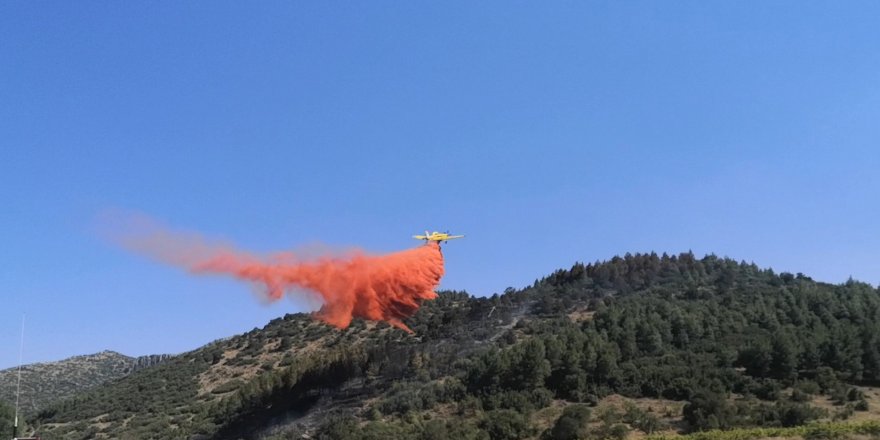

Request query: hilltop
[
  {"left": 0, "top": 351, "right": 171, "bottom": 415},
  {"left": 21, "top": 252, "right": 880, "bottom": 439}
]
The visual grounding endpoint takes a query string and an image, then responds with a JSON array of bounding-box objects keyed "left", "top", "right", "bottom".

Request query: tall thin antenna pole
[{"left": 14, "top": 314, "right": 25, "bottom": 439}]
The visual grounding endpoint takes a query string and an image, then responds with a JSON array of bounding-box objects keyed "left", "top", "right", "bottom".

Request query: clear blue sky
[{"left": 2, "top": 2, "right": 879, "bottom": 369}]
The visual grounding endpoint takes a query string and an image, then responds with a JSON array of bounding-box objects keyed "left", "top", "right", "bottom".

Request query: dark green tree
[
  {"left": 683, "top": 392, "right": 736, "bottom": 431},
  {"left": 546, "top": 405, "right": 591, "bottom": 440},
  {"left": 480, "top": 409, "right": 531, "bottom": 440}
]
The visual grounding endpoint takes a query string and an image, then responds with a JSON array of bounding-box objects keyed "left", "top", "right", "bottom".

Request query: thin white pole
[{"left": 14, "top": 314, "right": 25, "bottom": 437}]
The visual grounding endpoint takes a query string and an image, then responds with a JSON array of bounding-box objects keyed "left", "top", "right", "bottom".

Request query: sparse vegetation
[{"left": 0, "top": 351, "right": 170, "bottom": 415}]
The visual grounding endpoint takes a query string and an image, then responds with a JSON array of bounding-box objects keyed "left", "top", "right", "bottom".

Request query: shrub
[
  {"left": 480, "top": 409, "right": 531, "bottom": 440},
  {"left": 777, "top": 402, "right": 825, "bottom": 427},
  {"left": 796, "top": 380, "right": 821, "bottom": 395},
  {"left": 684, "top": 392, "right": 736, "bottom": 431},
  {"left": 592, "top": 422, "right": 630, "bottom": 440},
  {"left": 790, "top": 389, "right": 811, "bottom": 402},
  {"left": 847, "top": 388, "right": 865, "bottom": 402},
  {"left": 546, "top": 405, "right": 591, "bottom": 440}
]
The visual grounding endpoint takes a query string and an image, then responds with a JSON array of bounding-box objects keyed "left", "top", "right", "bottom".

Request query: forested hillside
[
  {"left": 0, "top": 351, "right": 171, "bottom": 415},
  {"left": 26, "top": 252, "right": 880, "bottom": 440}
]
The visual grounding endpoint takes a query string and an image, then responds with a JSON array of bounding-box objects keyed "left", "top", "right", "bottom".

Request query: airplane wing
[{"left": 445, "top": 235, "right": 465, "bottom": 240}]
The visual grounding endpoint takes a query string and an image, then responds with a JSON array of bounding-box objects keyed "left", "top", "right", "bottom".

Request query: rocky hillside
[
  {"left": 23, "top": 253, "right": 880, "bottom": 440},
  {"left": 0, "top": 350, "right": 172, "bottom": 414}
]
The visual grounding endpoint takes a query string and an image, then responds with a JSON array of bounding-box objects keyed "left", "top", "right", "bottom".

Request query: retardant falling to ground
[
  {"left": 191, "top": 243, "right": 444, "bottom": 332},
  {"left": 114, "top": 220, "right": 445, "bottom": 332}
]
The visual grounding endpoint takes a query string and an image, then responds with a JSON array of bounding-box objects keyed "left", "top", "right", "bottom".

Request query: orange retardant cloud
[
  {"left": 112, "top": 217, "right": 444, "bottom": 332},
  {"left": 190, "top": 243, "right": 444, "bottom": 332}
]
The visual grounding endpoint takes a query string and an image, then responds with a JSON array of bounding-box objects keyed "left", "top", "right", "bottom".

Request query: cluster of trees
[
  {"left": 33, "top": 357, "right": 209, "bottom": 439},
  {"left": 26, "top": 309, "right": 364, "bottom": 438},
  {"left": 331, "top": 253, "right": 880, "bottom": 439},
  {"left": 24, "top": 252, "right": 880, "bottom": 439}
]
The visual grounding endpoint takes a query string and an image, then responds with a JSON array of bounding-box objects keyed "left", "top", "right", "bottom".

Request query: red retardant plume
[
  {"left": 191, "top": 242, "right": 444, "bottom": 332},
  {"left": 110, "top": 217, "right": 445, "bottom": 333}
]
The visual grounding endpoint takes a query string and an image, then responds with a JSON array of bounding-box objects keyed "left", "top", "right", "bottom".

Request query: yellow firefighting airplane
[{"left": 412, "top": 230, "right": 465, "bottom": 244}]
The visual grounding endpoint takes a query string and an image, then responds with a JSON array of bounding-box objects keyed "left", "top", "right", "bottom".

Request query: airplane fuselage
[{"left": 412, "top": 230, "right": 464, "bottom": 243}]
